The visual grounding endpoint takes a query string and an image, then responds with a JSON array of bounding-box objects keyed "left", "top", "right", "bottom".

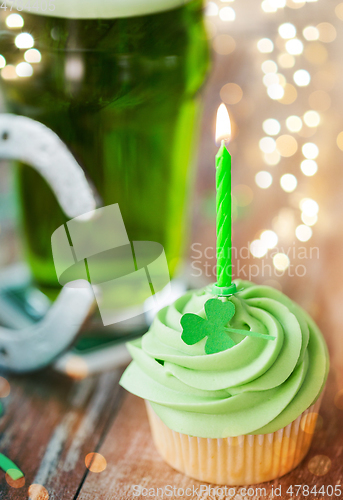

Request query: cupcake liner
[{"left": 145, "top": 393, "right": 324, "bottom": 485}]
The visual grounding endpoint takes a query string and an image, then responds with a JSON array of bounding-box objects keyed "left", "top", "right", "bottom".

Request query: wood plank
[
  {"left": 77, "top": 367, "right": 343, "bottom": 500},
  {"left": 0, "top": 369, "right": 124, "bottom": 500}
]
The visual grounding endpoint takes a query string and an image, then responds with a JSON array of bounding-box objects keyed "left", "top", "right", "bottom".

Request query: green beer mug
[{"left": 0, "top": 0, "right": 210, "bottom": 297}]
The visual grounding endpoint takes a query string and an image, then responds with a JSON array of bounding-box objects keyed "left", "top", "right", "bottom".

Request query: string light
[
  {"left": 303, "top": 26, "right": 319, "bottom": 40},
  {"left": 301, "top": 212, "right": 318, "bottom": 226},
  {"left": 262, "top": 118, "right": 280, "bottom": 135},
  {"left": 15, "top": 33, "right": 34, "bottom": 49},
  {"left": 303, "top": 110, "right": 320, "bottom": 127},
  {"left": 273, "top": 253, "right": 290, "bottom": 271},
  {"left": 278, "top": 53, "right": 295, "bottom": 68},
  {"left": 250, "top": 239, "right": 268, "bottom": 258},
  {"left": 300, "top": 198, "right": 319, "bottom": 216},
  {"left": 264, "top": 150, "right": 281, "bottom": 165},
  {"left": 24, "top": 49, "right": 41, "bottom": 63},
  {"left": 295, "top": 224, "right": 312, "bottom": 241},
  {"left": 6, "top": 13, "right": 24, "bottom": 28},
  {"left": 255, "top": 171, "right": 273, "bottom": 188},
  {"left": 16, "top": 62, "right": 33, "bottom": 77},
  {"left": 206, "top": 2, "right": 219, "bottom": 16},
  {"left": 261, "top": 60, "right": 278, "bottom": 74},
  {"left": 260, "top": 230, "right": 278, "bottom": 248},
  {"left": 280, "top": 174, "right": 297, "bottom": 192},
  {"left": 286, "top": 39, "right": 304, "bottom": 55},
  {"left": 267, "top": 83, "right": 284, "bottom": 99},
  {"left": 259, "top": 137, "right": 276, "bottom": 153},
  {"left": 286, "top": 115, "right": 302, "bottom": 133},
  {"left": 278, "top": 23, "right": 296, "bottom": 39},
  {"left": 302, "top": 143, "right": 319, "bottom": 159},
  {"left": 301, "top": 159, "right": 318, "bottom": 176},
  {"left": 293, "top": 69, "right": 311, "bottom": 86},
  {"left": 257, "top": 38, "right": 274, "bottom": 53},
  {"left": 219, "top": 6, "right": 236, "bottom": 21}
]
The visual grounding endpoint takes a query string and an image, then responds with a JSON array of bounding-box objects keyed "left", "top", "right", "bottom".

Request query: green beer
[{"left": 0, "top": 0, "right": 210, "bottom": 296}]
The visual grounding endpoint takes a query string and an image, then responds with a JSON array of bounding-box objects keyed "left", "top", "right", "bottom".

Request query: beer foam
[{"left": 14, "top": 0, "right": 192, "bottom": 19}]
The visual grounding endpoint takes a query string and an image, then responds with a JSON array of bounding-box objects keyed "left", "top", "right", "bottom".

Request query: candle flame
[{"left": 216, "top": 103, "right": 231, "bottom": 143}]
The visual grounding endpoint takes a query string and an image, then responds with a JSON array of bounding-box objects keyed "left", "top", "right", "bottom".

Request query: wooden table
[{"left": 0, "top": 351, "right": 341, "bottom": 500}]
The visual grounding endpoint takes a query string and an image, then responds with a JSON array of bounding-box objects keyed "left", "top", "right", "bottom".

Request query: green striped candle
[{"left": 213, "top": 104, "right": 237, "bottom": 297}]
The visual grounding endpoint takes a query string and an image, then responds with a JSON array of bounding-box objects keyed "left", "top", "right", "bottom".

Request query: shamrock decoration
[{"left": 181, "top": 298, "right": 275, "bottom": 355}]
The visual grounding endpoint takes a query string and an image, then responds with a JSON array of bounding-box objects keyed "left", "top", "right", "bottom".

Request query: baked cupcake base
[{"left": 146, "top": 394, "right": 323, "bottom": 485}]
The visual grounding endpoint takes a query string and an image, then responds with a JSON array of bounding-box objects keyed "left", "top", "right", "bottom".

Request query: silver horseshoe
[{"left": 0, "top": 114, "right": 97, "bottom": 372}]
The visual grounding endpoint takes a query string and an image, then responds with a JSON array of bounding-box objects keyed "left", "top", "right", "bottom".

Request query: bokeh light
[
  {"left": 264, "top": 150, "right": 281, "bottom": 165},
  {"left": 293, "top": 69, "right": 310, "bottom": 86},
  {"left": 276, "top": 134, "right": 298, "bottom": 157},
  {"left": 301, "top": 212, "right": 318, "bottom": 226},
  {"left": 259, "top": 137, "right": 276, "bottom": 153},
  {"left": 5, "top": 473, "right": 25, "bottom": 489},
  {"left": 280, "top": 174, "right": 297, "bottom": 192},
  {"left": 300, "top": 412, "right": 323, "bottom": 434},
  {"left": 304, "top": 42, "right": 328, "bottom": 65},
  {"left": 263, "top": 73, "right": 279, "bottom": 87},
  {"left": 300, "top": 198, "right": 319, "bottom": 216},
  {"left": 317, "top": 22, "right": 337, "bottom": 43},
  {"left": 335, "top": 2, "right": 343, "bottom": 20},
  {"left": 1, "top": 65, "right": 17, "bottom": 80},
  {"left": 213, "top": 34, "right": 236, "bottom": 55},
  {"left": 16, "top": 62, "right": 33, "bottom": 77},
  {"left": 295, "top": 224, "right": 312, "bottom": 241},
  {"left": 303, "top": 110, "right": 320, "bottom": 127},
  {"left": 285, "top": 39, "right": 304, "bottom": 55},
  {"left": 273, "top": 253, "right": 290, "bottom": 271},
  {"left": 28, "top": 484, "right": 49, "bottom": 500},
  {"left": 308, "top": 455, "right": 332, "bottom": 476},
  {"left": 278, "top": 84, "right": 297, "bottom": 104},
  {"left": 219, "top": 6, "right": 235, "bottom": 21},
  {"left": 261, "top": 60, "right": 278, "bottom": 74},
  {"left": 255, "top": 171, "right": 273, "bottom": 189},
  {"left": 15, "top": 33, "right": 34, "bottom": 49},
  {"left": 286, "top": 115, "right": 302, "bottom": 133},
  {"left": 250, "top": 239, "right": 268, "bottom": 258},
  {"left": 302, "top": 143, "right": 319, "bottom": 159},
  {"left": 85, "top": 453, "right": 107, "bottom": 473},
  {"left": 262, "top": 1, "right": 277, "bottom": 13},
  {"left": 24, "top": 49, "right": 41, "bottom": 63},
  {"left": 220, "top": 82, "right": 243, "bottom": 104},
  {"left": 0, "top": 55, "right": 6, "bottom": 69},
  {"left": 206, "top": 2, "right": 219, "bottom": 16},
  {"left": 257, "top": 38, "right": 274, "bottom": 53},
  {"left": 6, "top": 13, "right": 24, "bottom": 28},
  {"left": 262, "top": 118, "right": 280, "bottom": 135},
  {"left": 65, "top": 356, "right": 88, "bottom": 379},
  {"left": 301, "top": 159, "right": 318, "bottom": 176},
  {"left": 278, "top": 53, "right": 295, "bottom": 68},
  {"left": 267, "top": 84, "right": 284, "bottom": 99},
  {"left": 336, "top": 131, "right": 343, "bottom": 151},
  {"left": 260, "top": 230, "right": 278, "bottom": 249},
  {"left": 278, "top": 23, "right": 296, "bottom": 39},
  {"left": 303, "top": 26, "right": 319, "bottom": 41},
  {"left": 233, "top": 184, "right": 253, "bottom": 206}
]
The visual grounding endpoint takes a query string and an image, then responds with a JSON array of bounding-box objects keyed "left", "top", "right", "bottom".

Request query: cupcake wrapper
[{"left": 146, "top": 394, "right": 324, "bottom": 485}]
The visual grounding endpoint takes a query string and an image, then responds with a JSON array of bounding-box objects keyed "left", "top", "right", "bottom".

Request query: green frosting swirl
[{"left": 120, "top": 280, "right": 329, "bottom": 438}]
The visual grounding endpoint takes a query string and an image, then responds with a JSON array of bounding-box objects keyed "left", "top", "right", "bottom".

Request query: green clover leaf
[{"left": 180, "top": 298, "right": 275, "bottom": 355}]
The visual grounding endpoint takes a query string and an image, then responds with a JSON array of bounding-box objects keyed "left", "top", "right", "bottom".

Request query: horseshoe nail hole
[{"left": 2, "top": 131, "right": 9, "bottom": 141}]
